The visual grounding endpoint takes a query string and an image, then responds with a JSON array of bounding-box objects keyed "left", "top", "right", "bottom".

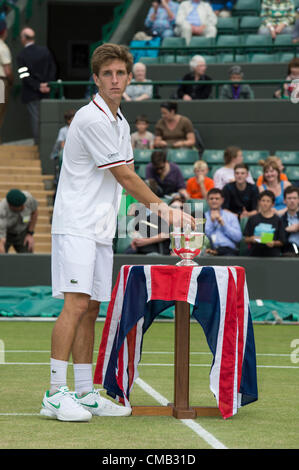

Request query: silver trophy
[{"left": 170, "top": 218, "right": 205, "bottom": 266}]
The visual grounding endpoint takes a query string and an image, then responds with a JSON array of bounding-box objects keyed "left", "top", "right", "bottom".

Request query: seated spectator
[
  {"left": 50, "top": 109, "right": 76, "bottom": 190},
  {"left": 144, "top": 0, "right": 179, "bottom": 39},
  {"left": 154, "top": 101, "right": 196, "bottom": 149},
  {"left": 281, "top": 185, "right": 299, "bottom": 255},
  {"left": 131, "top": 115, "right": 154, "bottom": 149},
  {"left": 123, "top": 62, "right": 153, "bottom": 101},
  {"left": 256, "top": 155, "right": 288, "bottom": 186},
  {"left": 50, "top": 109, "right": 75, "bottom": 160},
  {"left": 244, "top": 190, "right": 286, "bottom": 256},
  {"left": 213, "top": 145, "right": 255, "bottom": 189},
  {"left": 145, "top": 150, "right": 189, "bottom": 199},
  {"left": 125, "top": 202, "right": 171, "bottom": 255},
  {"left": 259, "top": 0, "right": 295, "bottom": 38},
  {"left": 220, "top": 66, "right": 254, "bottom": 100},
  {"left": 186, "top": 160, "right": 214, "bottom": 199},
  {"left": 204, "top": 187, "right": 242, "bottom": 255},
  {"left": 258, "top": 160, "right": 291, "bottom": 215},
  {"left": 177, "top": 55, "right": 212, "bottom": 100},
  {"left": 209, "top": 0, "right": 236, "bottom": 17},
  {"left": 274, "top": 58, "right": 299, "bottom": 100},
  {"left": 222, "top": 163, "right": 259, "bottom": 219},
  {"left": 175, "top": 0, "right": 217, "bottom": 44},
  {"left": 0, "top": 189, "right": 38, "bottom": 253},
  {"left": 293, "top": 8, "right": 299, "bottom": 43}
]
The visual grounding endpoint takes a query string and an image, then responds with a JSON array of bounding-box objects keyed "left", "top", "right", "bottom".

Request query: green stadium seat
[
  {"left": 217, "top": 17, "right": 239, "bottom": 34},
  {"left": 161, "top": 55, "right": 191, "bottom": 64},
  {"left": 202, "top": 149, "right": 224, "bottom": 164},
  {"left": 275, "top": 151, "right": 299, "bottom": 166},
  {"left": 161, "top": 37, "right": 186, "bottom": 48},
  {"left": 285, "top": 166, "right": 299, "bottom": 181},
  {"left": 139, "top": 56, "right": 160, "bottom": 64},
  {"left": 249, "top": 165, "right": 263, "bottom": 180},
  {"left": 218, "top": 53, "right": 249, "bottom": 63},
  {"left": 115, "top": 234, "right": 132, "bottom": 253},
  {"left": 232, "top": 0, "right": 261, "bottom": 16},
  {"left": 244, "top": 34, "right": 272, "bottom": 53},
  {"left": 179, "top": 164, "right": 195, "bottom": 180},
  {"left": 279, "top": 52, "right": 296, "bottom": 63},
  {"left": 168, "top": 148, "right": 199, "bottom": 164},
  {"left": 242, "top": 150, "right": 269, "bottom": 164},
  {"left": 239, "top": 16, "right": 262, "bottom": 34},
  {"left": 216, "top": 35, "right": 244, "bottom": 51},
  {"left": 188, "top": 36, "right": 216, "bottom": 54},
  {"left": 201, "top": 55, "right": 219, "bottom": 64},
  {"left": 274, "top": 34, "right": 293, "bottom": 47},
  {"left": 249, "top": 53, "right": 279, "bottom": 63},
  {"left": 133, "top": 149, "right": 152, "bottom": 163}
]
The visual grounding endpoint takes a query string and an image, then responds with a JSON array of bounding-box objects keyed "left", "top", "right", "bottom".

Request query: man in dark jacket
[
  {"left": 17, "top": 27, "right": 56, "bottom": 144},
  {"left": 281, "top": 186, "right": 299, "bottom": 255}
]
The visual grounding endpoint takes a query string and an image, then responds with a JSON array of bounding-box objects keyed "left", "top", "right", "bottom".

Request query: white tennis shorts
[{"left": 51, "top": 234, "right": 113, "bottom": 302}]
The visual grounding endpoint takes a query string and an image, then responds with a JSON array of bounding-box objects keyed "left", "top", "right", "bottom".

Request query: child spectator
[
  {"left": 222, "top": 163, "right": 259, "bottom": 219},
  {"left": 244, "top": 190, "right": 286, "bottom": 256},
  {"left": 131, "top": 115, "right": 154, "bottom": 150},
  {"left": 274, "top": 58, "right": 299, "bottom": 99},
  {"left": 204, "top": 187, "right": 242, "bottom": 255},
  {"left": 186, "top": 160, "right": 214, "bottom": 199}
]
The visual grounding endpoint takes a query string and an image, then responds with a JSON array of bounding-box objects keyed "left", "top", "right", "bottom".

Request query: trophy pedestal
[{"left": 131, "top": 300, "right": 221, "bottom": 419}]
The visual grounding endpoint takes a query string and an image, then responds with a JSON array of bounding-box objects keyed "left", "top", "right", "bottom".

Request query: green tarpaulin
[{"left": 0, "top": 287, "right": 298, "bottom": 322}]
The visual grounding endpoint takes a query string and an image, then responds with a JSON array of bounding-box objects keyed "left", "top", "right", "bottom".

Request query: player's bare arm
[{"left": 109, "top": 164, "right": 195, "bottom": 229}]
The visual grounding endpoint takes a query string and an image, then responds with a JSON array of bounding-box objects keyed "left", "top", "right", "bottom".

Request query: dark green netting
[{"left": 0, "top": 287, "right": 298, "bottom": 322}]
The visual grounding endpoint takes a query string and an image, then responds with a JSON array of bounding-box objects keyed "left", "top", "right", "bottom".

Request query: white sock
[
  {"left": 50, "top": 358, "right": 68, "bottom": 394},
  {"left": 73, "top": 363, "right": 93, "bottom": 396}
]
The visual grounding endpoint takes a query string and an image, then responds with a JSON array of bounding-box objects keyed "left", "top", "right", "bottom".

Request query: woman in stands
[
  {"left": 123, "top": 62, "right": 153, "bottom": 101},
  {"left": 256, "top": 155, "right": 288, "bottom": 186},
  {"left": 154, "top": 101, "right": 196, "bottom": 148},
  {"left": 177, "top": 55, "right": 212, "bottom": 100},
  {"left": 259, "top": 160, "right": 291, "bottom": 215}
]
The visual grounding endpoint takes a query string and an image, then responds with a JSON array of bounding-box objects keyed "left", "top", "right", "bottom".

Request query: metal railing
[
  {"left": 47, "top": 79, "right": 294, "bottom": 100},
  {"left": 129, "top": 44, "right": 298, "bottom": 62}
]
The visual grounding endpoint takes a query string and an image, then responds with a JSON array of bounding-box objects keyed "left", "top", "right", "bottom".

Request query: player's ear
[
  {"left": 93, "top": 73, "right": 100, "bottom": 88},
  {"left": 127, "top": 72, "right": 133, "bottom": 86}
]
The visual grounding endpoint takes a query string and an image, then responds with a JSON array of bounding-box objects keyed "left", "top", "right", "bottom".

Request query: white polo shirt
[{"left": 51, "top": 93, "right": 134, "bottom": 244}]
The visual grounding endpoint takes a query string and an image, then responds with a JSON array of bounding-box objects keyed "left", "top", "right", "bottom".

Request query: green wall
[{"left": 0, "top": 254, "right": 298, "bottom": 302}]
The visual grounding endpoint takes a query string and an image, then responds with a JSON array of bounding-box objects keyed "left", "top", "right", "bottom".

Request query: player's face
[{"left": 93, "top": 59, "right": 132, "bottom": 103}]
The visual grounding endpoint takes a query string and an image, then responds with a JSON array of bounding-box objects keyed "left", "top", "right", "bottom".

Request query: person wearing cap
[
  {"left": 0, "top": 19, "right": 13, "bottom": 140},
  {"left": 220, "top": 66, "right": 254, "bottom": 100},
  {"left": 17, "top": 27, "right": 56, "bottom": 144},
  {"left": 0, "top": 189, "right": 38, "bottom": 253}
]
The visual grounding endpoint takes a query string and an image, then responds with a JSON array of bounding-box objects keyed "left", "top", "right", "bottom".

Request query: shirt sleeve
[{"left": 79, "top": 120, "right": 127, "bottom": 170}]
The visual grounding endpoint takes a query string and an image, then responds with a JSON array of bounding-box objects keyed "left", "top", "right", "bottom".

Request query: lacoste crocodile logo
[{"left": 70, "top": 279, "right": 78, "bottom": 284}]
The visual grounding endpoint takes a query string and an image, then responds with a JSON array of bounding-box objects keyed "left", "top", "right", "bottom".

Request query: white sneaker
[
  {"left": 74, "top": 389, "right": 132, "bottom": 417},
  {"left": 40, "top": 386, "right": 92, "bottom": 422}
]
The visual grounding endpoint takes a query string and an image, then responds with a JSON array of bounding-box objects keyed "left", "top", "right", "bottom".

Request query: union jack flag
[{"left": 94, "top": 265, "right": 258, "bottom": 419}]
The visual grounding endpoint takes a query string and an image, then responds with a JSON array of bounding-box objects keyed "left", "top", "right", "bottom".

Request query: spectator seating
[{"left": 275, "top": 151, "right": 299, "bottom": 166}]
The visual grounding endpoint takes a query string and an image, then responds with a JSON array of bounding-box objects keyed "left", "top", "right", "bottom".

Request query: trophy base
[{"left": 176, "top": 258, "right": 199, "bottom": 266}]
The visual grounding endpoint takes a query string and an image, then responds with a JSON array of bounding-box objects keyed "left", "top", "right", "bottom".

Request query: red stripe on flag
[
  {"left": 93, "top": 271, "right": 122, "bottom": 384},
  {"left": 218, "top": 268, "right": 238, "bottom": 419},
  {"left": 150, "top": 265, "right": 193, "bottom": 302},
  {"left": 115, "top": 267, "right": 131, "bottom": 401}
]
